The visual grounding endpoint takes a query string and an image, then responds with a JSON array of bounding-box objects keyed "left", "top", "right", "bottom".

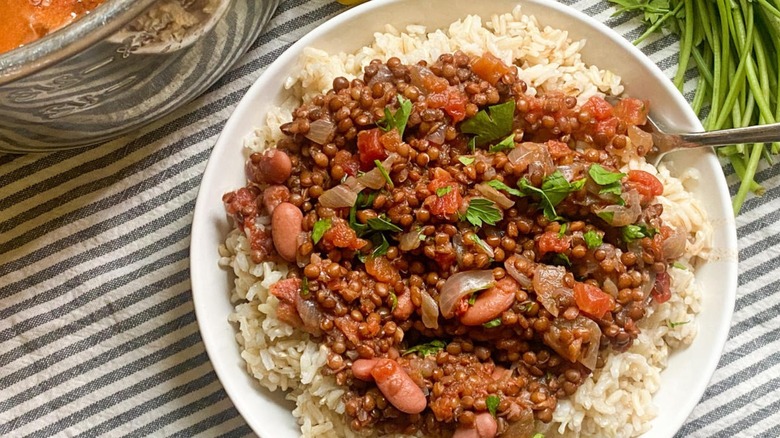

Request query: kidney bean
[
  {"left": 392, "top": 289, "right": 414, "bottom": 320},
  {"left": 271, "top": 202, "right": 303, "bottom": 262},
  {"left": 351, "top": 358, "right": 380, "bottom": 381},
  {"left": 370, "top": 358, "right": 427, "bottom": 414},
  {"left": 258, "top": 149, "right": 292, "bottom": 184},
  {"left": 459, "top": 277, "right": 518, "bottom": 326},
  {"left": 452, "top": 412, "right": 498, "bottom": 438},
  {"left": 262, "top": 185, "right": 290, "bottom": 215}
]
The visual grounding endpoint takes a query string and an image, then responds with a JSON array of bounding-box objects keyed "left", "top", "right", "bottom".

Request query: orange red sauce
[{"left": 0, "top": 0, "right": 107, "bottom": 55}]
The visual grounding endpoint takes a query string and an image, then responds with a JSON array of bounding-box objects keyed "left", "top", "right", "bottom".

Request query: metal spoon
[{"left": 645, "top": 115, "right": 780, "bottom": 166}]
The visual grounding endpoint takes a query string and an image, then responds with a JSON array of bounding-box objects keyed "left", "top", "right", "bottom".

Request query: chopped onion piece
[
  {"left": 504, "top": 255, "right": 533, "bottom": 290},
  {"left": 543, "top": 316, "right": 602, "bottom": 370},
  {"left": 596, "top": 189, "right": 641, "bottom": 227},
  {"left": 439, "top": 270, "right": 495, "bottom": 318},
  {"left": 420, "top": 289, "right": 439, "bottom": 329},
  {"left": 319, "top": 181, "right": 361, "bottom": 208},
  {"left": 305, "top": 119, "right": 335, "bottom": 144},
  {"left": 357, "top": 153, "right": 399, "bottom": 189},
  {"left": 476, "top": 183, "right": 515, "bottom": 209},
  {"left": 399, "top": 228, "right": 424, "bottom": 251},
  {"left": 532, "top": 265, "right": 569, "bottom": 317},
  {"left": 662, "top": 227, "right": 687, "bottom": 260}
]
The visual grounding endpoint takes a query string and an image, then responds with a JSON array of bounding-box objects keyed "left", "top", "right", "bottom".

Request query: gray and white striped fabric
[{"left": 1, "top": 0, "right": 778, "bottom": 436}]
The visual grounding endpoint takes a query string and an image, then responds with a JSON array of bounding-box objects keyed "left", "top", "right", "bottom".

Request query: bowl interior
[{"left": 191, "top": 1, "right": 738, "bottom": 437}]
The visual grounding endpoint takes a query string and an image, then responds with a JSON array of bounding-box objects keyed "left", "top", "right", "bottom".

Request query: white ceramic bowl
[{"left": 191, "top": 0, "right": 739, "bottom": 436}]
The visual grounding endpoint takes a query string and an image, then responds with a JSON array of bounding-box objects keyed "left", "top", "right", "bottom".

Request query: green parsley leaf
[
  {"left": 597, "top": 210, "right": 615, "bottom": 224},
  {"left": 667, "top": 320, "right": 690, "bottom": 328},
  {"left": 486, "top": 395, "right": 500, "bottom": 418},
  {"left": 589, "top": 163, "right": 626, "bottom": 199},
  {"left": 532, "top": 434, "right": 545, "bottom": 438},
  {"left": 389, "top": 291, "right": 398, "bottom": 311},
  {"left": 489, "top": 133, "right": 516, "bottom": 153},
  {"left": 583, "top": 230, "right": 603, "bottom": 249},
  {"left": 672, "top": 262, "right": 688, "bottom": 270},
  {"left": 311, "top": 218, "right": 332, "bottom": 244},
  {"left": 461, "top": 100, "right": 516, "bottom": 146},
  {"left": 469, "top": 233, "right": 493, "bottom": 256},
  {"left": 518, "top": 171, "right": 585, "bottom": 221},
  {"left": 349, "top": 203, "right": 368, "bottom": 235},
  {"left": 301, "top": 277, "right": 310, "bottom": 297},
  {"left": 403, "top": 340, "right": 446, "bottom": 357},
  {"left": 356, "top": 191, "right": 378, "bottom": 208},
  {"left": 462, "top": 198, "right": 502, "bottom": 227},
  {"left": 483, "top": 318, "right": 502, "bottom": 328},
  {"left": 622, "top": 224, "right": 657, "bottom": 242},
  {"left": 374, "top": 159, "right": 394, "bottom": 189},
  {"left": 459, "top": 156, "right": 476, "bottom": 166},
  {"left": 486, "top": 179, "right": 522, "bottom": 197},
  {"left": 371, "top": 233, "right": 390, "bottom": 257},
  {"left": 558, "top": 223, "right": 568, "bottom": 238},
  {"left": 377, "top": 94, "right": 413, "bottom": 137},
  {"left": 553, "top": 253, "right": 571, "bottom": 266},
  {"left": 468, "top": 293, "right": 478, "bottom": 305},
  {"left": 468, "top": 137, "right": 476, "bottom": 152},
  {"left": 436, "top": 186, "right": 453, "bottom": 197},
  {"left": 367, "top": 215, "right": 402, "bottom": 233}
]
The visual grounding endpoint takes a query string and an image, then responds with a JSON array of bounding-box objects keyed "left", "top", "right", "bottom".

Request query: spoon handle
[{"left": 675, "top": 122, "right": 780, "bottom": 147}]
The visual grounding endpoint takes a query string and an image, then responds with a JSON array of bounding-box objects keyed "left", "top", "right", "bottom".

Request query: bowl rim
[
  {"left": 0, "top": 0, "right": 158, "bottom": 85},
  {"left": 191, "top": 0, "right": 739, "bottom": 436}
]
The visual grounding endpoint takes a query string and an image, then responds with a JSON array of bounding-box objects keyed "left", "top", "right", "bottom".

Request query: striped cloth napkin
[{"left": 1, "top": 0, "right": 778, "bottom": 437}]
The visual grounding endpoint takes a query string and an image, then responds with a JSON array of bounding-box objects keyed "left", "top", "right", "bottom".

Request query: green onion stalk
[{"left": 610, "top": 0, "right": 780, "bottom": 213}]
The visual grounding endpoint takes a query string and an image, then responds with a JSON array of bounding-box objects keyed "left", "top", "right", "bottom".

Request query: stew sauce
[{"left": 0, "top": 0, "right": 106, "bottom": 55}]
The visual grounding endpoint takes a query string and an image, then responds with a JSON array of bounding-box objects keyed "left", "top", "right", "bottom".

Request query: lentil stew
[{"left": 222, "top": 51, "right": 687, "bottom": 437}]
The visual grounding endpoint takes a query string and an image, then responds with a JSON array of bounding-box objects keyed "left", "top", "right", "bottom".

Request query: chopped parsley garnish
[
  {"left": 300, "top": 277, "right": 310, "bottom": 297},
  {"left": 468, "top": 136, "right": 476, "bottom": 152},
  {"left": 403, "top": 340, "right": 446, "bottom": 357},
  {"left": 461, "top": 100, "right": 516, "bottom": 146},
  {"left": 597, "top": 210, "right": 615, "bottom": 224},
  {"left": 374, "top": 159, "right": 394, "bottom": 189},
  {"left": 589, "top": 163, "right": 626, "bottom": 200},
  {"left": 621, "top": 224, "right": 657, "bottom": 242},
  {"left": 377, "top": 94, "right": 412, "bottom": 137},
  {"left": 488, "top": 133, "right": 516, "bottom": 153},
  {"left": 469, "top": 233, "right": 493, "bottom": 256},
  {"left": 558, "top": 223, "right": 568, "bottom": 238},
  {"left": 371, "top": 233, "right": 390, "bottom": 257},
  {"left": 486, "top": 395, "right": 500, "bottom": 417},
  {"left": 583, "top": 230, "right": 603, "bottom": 249},
  {"left": 389, "top": 291, "right": 398, "bottom": 311},
  {"left": 532, "top": 434, "right": 545, "bottom": 438},
  {"left": 518, "top": 170, "right": 586, "bottom": 221},
  {"left": 462, "top": 198, "right": 502, "bottom": 227},
  {"left": 458, "top": 156, "right": 476, "bottom": 166},
  {"left": 436, "top": 186, "right": 453, "bottom": 197},
  {"left": 468, "top": 293, "right": 478, "bottom": 305},
  {"left": 672, "top": 262, "right": 688, "bottom": 270},
  {"left": 667, "top": 320, "right": 690, "bottom": 328},
  {"left": 367, "top": 215, "right": 402, "bottom": 233},
  {"left": 483, "top": 318, "right": 502, "bottom": 328},
  {"left": 554, "top": 253, "right": 571, "bottom": 266},
  {"left": 311, "top": 218, "right": 332, "bottom": 244},
  {"left": 486, "top": 179, "right": 522, "bottom": 197}
]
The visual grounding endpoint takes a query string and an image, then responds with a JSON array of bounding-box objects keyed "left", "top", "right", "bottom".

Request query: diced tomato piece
[
  {"left": 426, "top": 169, "right": 461, "bottom": 218},
  {"left": 574, "top": 282, "right": 616, "bottom": 318},
  {"left": 537, "top": 231, "right": 571, "bottom": 257},
  {"left": 443, "top": 87, "right": 468, "bottom": 123},
  {"left": 357, "top": 128, "right": 387, "bottom": 169},
  {"left": 595, "top": 117, "right": 618, "bottom": 139},
  {"left": 581, "top": 96, "right": 614, "bottom": 121},
  {"left": 614, "top": 98, "right": 649, "bottom": 126},
  {"left": 269, "top": 278, "right": 302, "bottom": 304},
  {"left": 651, "top": 271, "right": 671, "bottom": 303},
  {"left": 470, "top": 53, "right": 511, "bottom": 85},
  {"left": 333, "top": 150, "right": 360, "bottom": 177},
  {"left": 379, "top": 129, "right": 402, "bottom": 150},
  {"left": 627, "top": 170, "right": 663, "bottom": 203},
  {"left": 323, "top": 221, "right": 367, "bottom": 250},
  {"left": 546, "top": 140, "right": 572, "bottom": 160},
  {"left": 365, "top": 256, "right": 400, "bottom": 283}
]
